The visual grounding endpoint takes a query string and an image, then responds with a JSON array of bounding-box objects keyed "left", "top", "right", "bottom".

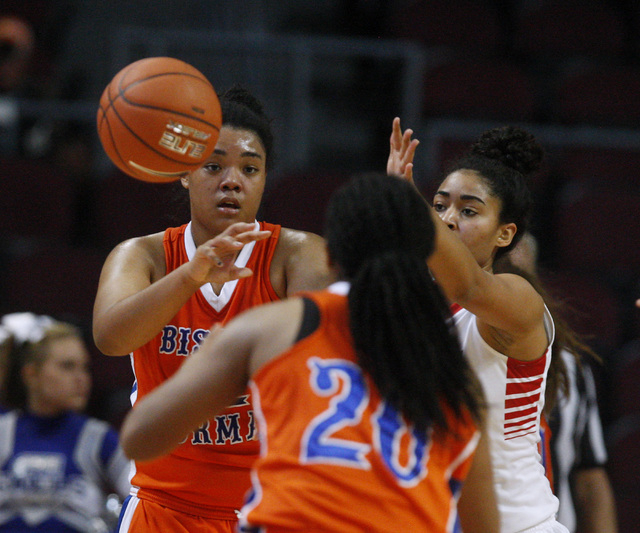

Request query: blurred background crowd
[{"left": 0, "top": 0, "right": 639, "bottom": 529}]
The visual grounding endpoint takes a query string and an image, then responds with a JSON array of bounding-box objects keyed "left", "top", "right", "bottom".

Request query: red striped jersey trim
[{"left": 504, "top": 352, "right": 548, "bottom": 439}]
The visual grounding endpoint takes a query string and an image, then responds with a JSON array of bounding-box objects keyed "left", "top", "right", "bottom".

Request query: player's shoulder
[
  {"left": 102, "top": 232, "right": 167, "bottom": 279},
  {"left": 111, "top": 231, "right": 165, "bottom": 258},
  {"left": 277, "top": 226, "right": 325, "bottom": 251},
  {"left": 267, "top": 226, "right": 333, "bottom": 296},
  {"left": 274, "top": 227, "right": 329, "bottom": 273}
]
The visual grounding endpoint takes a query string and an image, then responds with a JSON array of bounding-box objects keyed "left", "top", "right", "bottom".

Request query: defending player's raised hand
[
  {"left": 387, "top": 116, "right": 420, "bottom": 184},
  {"left": 188, "top": 222, "right": 272, "bottom": 285}
]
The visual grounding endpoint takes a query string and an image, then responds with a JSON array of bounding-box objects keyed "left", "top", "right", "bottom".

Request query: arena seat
[
  {"left": 553, "top": 64, "right": 640, "bottom": 127},
  {"left": 421, "top": 57, "right": 536, "bottom": 122},
  {"left": 512, "top": 0, "right": 627, "bottom": 62},
  {"left": 387, "top": 0, "right": 503, "bottom": 56},
  {"left": 606, "top": 414, "right": 640, "bottom": 532},
  {"left": 2, "top": 243, "right": 107, "bottom": 325},
  {"left": 553, "top": 186, "right": 640, "bottom": 276}
]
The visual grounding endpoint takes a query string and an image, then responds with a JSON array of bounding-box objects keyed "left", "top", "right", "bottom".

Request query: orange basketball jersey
[
  {"left": 130, "top": 221, "right": 281, "bottom": 520},
  {"left": 240, "top": 286, "right": 480, "bottom": 533}
]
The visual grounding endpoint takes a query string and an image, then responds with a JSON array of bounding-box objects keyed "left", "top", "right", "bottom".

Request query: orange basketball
[{"left": 97, "top": 57, "right": 222, "bottom": 183}]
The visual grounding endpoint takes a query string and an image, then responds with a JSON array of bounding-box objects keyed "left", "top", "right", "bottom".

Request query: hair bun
[{"left": 470, "top": 125, "right": 543, "bottom": 176}]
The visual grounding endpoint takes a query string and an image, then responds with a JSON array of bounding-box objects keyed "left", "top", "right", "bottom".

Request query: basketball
[{"left": 97, "top": 57, "right": 222, "bottom": 183}]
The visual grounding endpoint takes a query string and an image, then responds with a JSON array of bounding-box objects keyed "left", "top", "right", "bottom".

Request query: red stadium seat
[
  {"left": 606, "top": 414, "right": 640, "bottom": 532},
  {"left": 387, "top": 0, "right": 503, "bottom": 56},
  {"left": 553, "top": 186, "right": 640, "bottom": 276},
  {"left": 512, "top": 0, "right": 627, "bottom": 62},
  {"left": 554, "top": 146, "right": 640, "bottom": 189},
  {"left": 540, "top": 269, "right": 623, "bottom": 355},
  {"left": 553, "top": 64, "right": 640, "bottom": 127},
  {"left": 421, "top": 57, "right": 537, "bottom": 122},
  {"left": 610, "top": 340, "right": 640, "bottom": 419}
]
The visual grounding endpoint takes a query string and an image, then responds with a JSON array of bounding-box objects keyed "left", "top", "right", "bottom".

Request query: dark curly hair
[
  {"left": 218, "top": 85, "right": 275, "bottom": 170},
  {"left": 445, "top": 126, "right": 544, "bottom": 262},
  {"left": 167, "top": 85, "right": 276, "bottom": 223}
]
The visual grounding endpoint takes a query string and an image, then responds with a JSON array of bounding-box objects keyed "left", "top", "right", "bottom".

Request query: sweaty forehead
[{"left": 216, "top": 126, "right": 266, "bottom": 157}]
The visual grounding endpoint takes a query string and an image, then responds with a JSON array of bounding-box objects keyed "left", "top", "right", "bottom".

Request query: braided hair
[{"left": 325, "top": 172, "right": 483, "bottom": 434}]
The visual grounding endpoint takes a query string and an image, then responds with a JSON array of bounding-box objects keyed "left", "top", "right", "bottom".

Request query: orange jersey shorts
[{"left": 118, "top": 495, "right": 238, "bottom": 533}]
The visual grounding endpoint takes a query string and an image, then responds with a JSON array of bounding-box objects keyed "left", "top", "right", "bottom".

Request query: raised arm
[
  {"left": 93, "top": 222, "right": 271, "bottom": 355},
  {"left": 427, "top": 199, "right": 547, "bottom": 360},
  {"left": 387, "top": 118, "right": 547, "bottom": 360},
  {"left": 387, "top": 116, "right": 420, "bottom": 183}
]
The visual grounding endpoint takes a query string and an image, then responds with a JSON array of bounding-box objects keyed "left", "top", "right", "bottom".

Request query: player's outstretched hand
[
  {"left": 188, "top": 222, "right": 271, "bottom": 285},
  {"left": 387, "top": 117, "right": 420, "bottom": 184}
]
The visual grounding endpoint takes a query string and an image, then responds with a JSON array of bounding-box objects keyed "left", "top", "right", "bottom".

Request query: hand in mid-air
[
  {"left": 188, "top": 222, "right": 271, "bottom": 285},
  {"left": 387, "top": 117, "right": 420, "bottom": 184}
]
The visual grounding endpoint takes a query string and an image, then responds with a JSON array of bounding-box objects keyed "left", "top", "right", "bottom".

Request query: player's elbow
[
  {"left": 120, "top": 416, "right": 160, "bottom": 462},
  {"left": 120, "top": 434, "right": 154, "bottom": 463},
  {"left": 120, "top": 424, "right": 182, "bottom": 464},
  {"left": 93, "top": 322, "right": 132, "bottom": 356}
]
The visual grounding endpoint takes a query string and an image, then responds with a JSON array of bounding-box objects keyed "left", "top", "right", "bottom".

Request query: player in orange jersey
[
  {"left": 93, "top": 86, "right": 334, "bottom": 532},
  {"left": 119, "top": 172, "right": 499, "bottom": 533}
]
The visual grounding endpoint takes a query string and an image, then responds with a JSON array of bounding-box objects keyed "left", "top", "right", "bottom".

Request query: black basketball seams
[
  {"left": 97, "top": 58, "right": 222, "bottom": 181},
  {"left": 96, "top": 80, "right": 120, "bottom": 127},
  {"left": 114, "top": 71, "right": 219, "bottom": 129},
  {"left": 98, "top": 110, "right": 128, "bottom": 171},
  {"left": 99, "top": 76, "right": 216, "bottom": 168},
  {"left": 99, "top": 96, "right": 203, "bottom": 169}
]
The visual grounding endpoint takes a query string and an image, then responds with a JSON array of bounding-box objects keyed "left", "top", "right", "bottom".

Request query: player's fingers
[
  {"left": 224, "top": 221, "right": 258, "bottom": 237},
  {"left": 233, "top": 267, "right": 253, "bottom": 279},
  {"left": 234, "top": 229, "right": 272, "bottom": 244},
  {"left": 390, "top": 117, "right": 402, "bottom": 148},
  {"left": 203, "top": 247, "right": 224, "bottom": 267},
  {"left": 406, "top": 139, "right": 419, "bottom": 161},
  {"left": 405, "top": 163, "right": 414, "bottom": 183},
  {"left": 402, "top": 129, "right": 413, "bottom": 150}
]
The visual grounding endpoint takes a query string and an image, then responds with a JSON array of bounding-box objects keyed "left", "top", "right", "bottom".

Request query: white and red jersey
[{"left": 451, "top": 304, "right": 560, "bottom": 533}]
